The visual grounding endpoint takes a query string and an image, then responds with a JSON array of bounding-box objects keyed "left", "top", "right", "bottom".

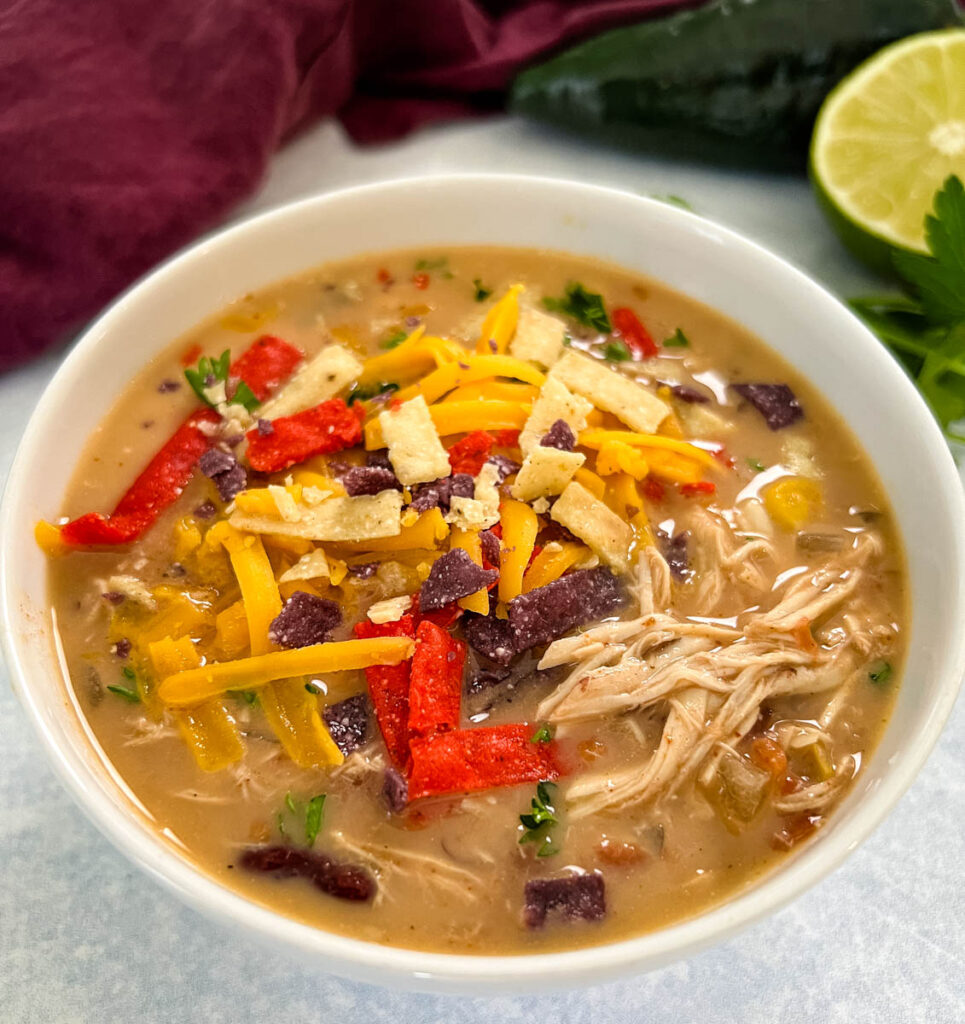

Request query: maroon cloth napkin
[{"left": 0, "top": 0, "right": 693, "bottom": 373}]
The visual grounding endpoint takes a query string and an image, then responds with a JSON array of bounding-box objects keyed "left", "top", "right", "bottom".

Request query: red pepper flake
[
  {"left": 791, "top": 617, "right": 819, "bottom": 654},
  {"left": 611, "top": 307, "right": 659, "bottom": 359},
  {"left": 680, "top": 481, "right": 716, "bottom": 498},
  {"left": 408, "top": 724, "right": 562, "bottom": 801},
  {"left": 711, "top": 446, "right": 736, "bottom": 469},
  {"left": 388, "top": 396, "right": 403, "bottom": 413},
  {"left": 407, "top": 620, "right": 465, "bottom": 739},
  {"left": 642, "top": 477, "right": 665, "bottom": 502},
  {"left": 179, "top": 342, "right": 203, "bottom": 367},
  {"left": 60, "top": 408, "right": 221, "bottom": 546},
  {"left": 355, "top": 616, "right": 415, "bottom": 771},
  {"left": 376, "top": 268, "right": 392, "bottom": 284},
  {"left": 246, "top": 398, "right": 362, "bottom": 473},
  {"left": 493, "top": 429, "right": 520, "bottom": 448},
  {"left": 447, "top": 430, "right": 494, "bottom": 476},
  {"left": 412, "top": 272, "right": 430, "bottom": 290},
  {"left": 230, "top": 335, "right": 304, "bottom": 402}
]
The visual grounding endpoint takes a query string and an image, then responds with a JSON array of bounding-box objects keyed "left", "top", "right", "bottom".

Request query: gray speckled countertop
[{"left": 2, "top": 117, "right": 963, "bottom": 1024}]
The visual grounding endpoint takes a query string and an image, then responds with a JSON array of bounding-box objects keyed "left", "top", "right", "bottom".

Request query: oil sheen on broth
[{"left": 45, "top": 247, "right": 906, "bottom": 954}]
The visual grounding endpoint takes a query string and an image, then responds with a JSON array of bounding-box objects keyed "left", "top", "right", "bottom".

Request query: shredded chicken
[
  {"left": 545, "top": 520, "right": 892, "bottom": 823},
  {"left": 773, "top": 756, "right": 856, "bottom": 814}
]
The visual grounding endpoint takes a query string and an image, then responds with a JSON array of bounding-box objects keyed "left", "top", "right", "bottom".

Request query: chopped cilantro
[
  {"left": 305, "top": 794, "right": 326, "bottom": 846},
  {"left": 746, "top": 458, "right": 765, "bottom": 472},
  {"left": 184, "top": 349, "right": 260, "bottom": 413},
  {"left": 851, "top": 176, "right": 965, "bottom": 443},
  {"left": 652, "top": 193, "right": 694, "bottom": 211},
  {"left": 519, "top": 781, "right": 561, "bottom": 857},
  {"left": 380, "top": 330, "right": 408, "bottom": 350},
  {"left": 562, "top": 333, "right": 573, "bottom": 348},
  {"left": 603, "top": 340, "right": 630, "bottom": 362},
  {"left": 664, "top": 328, "right": 690, "bottom": 348},
  {"left": 284, "top": 791, "right": 296, "bottom": 814},
  {"left": 107, "top": 683, "right": 140, "bottom": 703},
  {"left": 121, "top": 665, "right": 136, "bottom": 681},
  {"left": 473, "top": 278, "right": 492, "bottom": 302},
  {"left": 240, "top": 690, "right": 258, "bottom": 705},
  {"left": 415, "top": 257, "right": 448, "bottom": 271},
  {"left": 543, "top": 283, "right": 612, "bottom": 334},
  {"left": 868, "top": 660, "right": 893, "bottom": 686},
  {"left": 530, "top": 724, "right": 554, "bottom": 744},
  {"left": 347, "top": 381, "right": 398, "bottom": 405}
]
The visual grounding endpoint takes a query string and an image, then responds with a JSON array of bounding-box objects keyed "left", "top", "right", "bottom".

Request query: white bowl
[{"left": 3, "top": 175, "right": 964, "bottom": 994}]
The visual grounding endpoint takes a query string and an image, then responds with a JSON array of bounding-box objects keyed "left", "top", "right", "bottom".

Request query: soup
[{"left": 39, "top": 247, "right": 905, "bottom": 954}]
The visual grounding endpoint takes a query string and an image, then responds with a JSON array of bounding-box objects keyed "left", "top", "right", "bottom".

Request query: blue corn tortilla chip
[
  {"left": 239, "top": 845, "right": 375, "bottom": 902},
  {"left": 486, "top": 454, "right": 520, "bottom": 482},
  {"left": 198, "top": 448, "right": 247, "bottom": 501},
  {"left": 671, "top": 384, "right": 710, "bottom": 404},
  {"left": 382, "top": 767, "right": 409, "bottom": 813},
  {"left": 732, "top": 383, "right": 803, "bottom": 430},
  {"left": 509, "top": 567, "right": 627, "bottom": 651},
  {"left": 419, "top": 548, "right": 498, "bottom": 612},
  {"left": 656, "top": 529, "right": 691, "bottom": 582},
  {"left": 410, "top": 473, "right": 475, "bottom": 513},
  {"left": 540, "top": 419, "right": 576, "bottom": 451},
  {"left": 523, "top": 873, "right": 606, "bottom": 928},
  {"left": 268, "top": 591, "right": 341, "bottom": 649},
  {"left": 479, "top": 528, "right": 501, "bottom": 567},
  {"left": 341, "top": 465, "right": 401, "bottom": 496},
  {"left": 463, "top": 613, "right": 517, "bottom": 666},
  {"left": 322, "top": 694, "right": 370, "bottom": 755}
]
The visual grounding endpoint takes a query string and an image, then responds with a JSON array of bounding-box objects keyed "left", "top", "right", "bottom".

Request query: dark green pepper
[{"left": 510, "top": 0, "right": 962, "bottom": 170}]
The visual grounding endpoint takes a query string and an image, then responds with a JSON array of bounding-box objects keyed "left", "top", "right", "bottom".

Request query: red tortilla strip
[
  {"left": 408, "top": 724, "right": 562, "bottom": 801},
  {"left": 58, "top": 336, "right": 304, "bottom": 547},
  {"left": 230, "top": 335, "right": 304, "bottom": 402},
  {"left": 246, "top": 398, "right": 363, "bottom": 473},
  {"left": 447, "top": 430, "right": 494, "bottom": 475},
  {"left": 60, "top": 408, "right": 220, "bottom": 545},
  {"left": 354, "top": 616, "right": 415, "bottom": 770},
  {"left": 407, "top": 620, "right": 465, "bottom": 738}
]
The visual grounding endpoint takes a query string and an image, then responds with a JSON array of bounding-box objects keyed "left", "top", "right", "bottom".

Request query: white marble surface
[{"left": 2, "top": 117, "right": 963, "bottom": 1023}]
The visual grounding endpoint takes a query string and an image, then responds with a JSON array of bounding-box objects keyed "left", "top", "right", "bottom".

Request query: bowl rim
[{"left": 3, "top": 172, "right": 964, "bottom": 993}]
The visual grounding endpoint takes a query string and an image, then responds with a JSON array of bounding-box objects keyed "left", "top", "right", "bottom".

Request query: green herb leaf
[
  {"left": 603, "top": 340, "right": 630, "bottom": 362},
  {"left": 543, "top": 283, "right": 612, "bottom": 334},
  {"left": 106, "top": 684, "right": 140, "bottom": 703},
  {"left": 746, "top": 458, "right": 765, "bottom": 472},
  {"left": 473, "top": 278, "right": 492, "bottom": 302},
  {"left": 663, "top": 328, "right": 690, "bottom": 348},
  {"left": 121, "top": 665, "right": 137, "bottom": 681},
  {"left": 652, "top": 193, "right": 694, "bottom": 211},
  {"left": 530, "top": 724, "right": 554, "bottom": 744},
  {"left": 380, "top": 330, "right": 408, "bottom": 350},
  {"left": 240, "top": 690, "right": 258, "bottom": 705},
  {"left": 893, "top": 176, "right": 965, "bottom": 325},
  {"left": 868, "top": 660, "right": 893, "bottom": 686},
  {"left": 284, "top": 791, "right": 297, "bottom": 814},
  {"left": 415, "top": 257, "right": 448, "bottom": 271},
  {"left": 853, "top": 177, "right": 965, "bottom": 444},
  {"left": 347, "top": 381, "right": 398, "bottom": 405},
  {"left": 519, "top": 782, "right": 561, "bottom": 857},
  {"left": 305, "top": 794, "right": 326, "bottom": 846},
  {"left": 184, "top": 349, "right": 261, "bottom": 413}
]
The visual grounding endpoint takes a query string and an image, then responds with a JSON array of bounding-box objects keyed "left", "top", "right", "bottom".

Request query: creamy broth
[{"left": 46, "top": 247, "right": 905, "bottom": 954}]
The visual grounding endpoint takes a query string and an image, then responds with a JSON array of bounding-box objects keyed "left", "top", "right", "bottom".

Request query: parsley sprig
[
  {"left": 184, "top": 349, "right": 260, "bottom": 413},
  {"left": 519, "top": 781, "right": 561, "bottom": 858},
  {"left": 543, "top": 282, "right": 612, "bottom": 334},
  {"left": 851, "top": 176, "right": 965, "bottom": 443}
]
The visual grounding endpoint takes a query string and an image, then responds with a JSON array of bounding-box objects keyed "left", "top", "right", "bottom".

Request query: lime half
[{"left": 811, "top": 28, "right": 965, "bottom": 273}]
